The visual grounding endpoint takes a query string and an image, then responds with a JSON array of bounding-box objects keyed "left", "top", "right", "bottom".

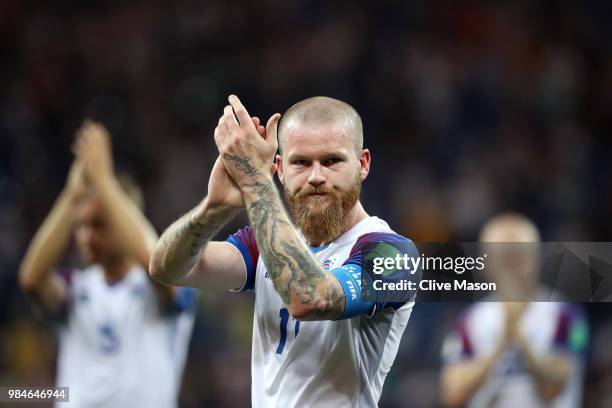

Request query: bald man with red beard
[{"left": 150, "top": 95, "right": 421, "bottom": 407}]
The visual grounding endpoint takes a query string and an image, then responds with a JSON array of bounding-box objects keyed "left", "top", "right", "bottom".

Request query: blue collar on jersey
[{"left": 309, "top": 243, "right": 330, "bottom": 253}]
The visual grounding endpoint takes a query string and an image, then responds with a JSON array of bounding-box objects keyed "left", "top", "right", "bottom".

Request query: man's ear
[
  {"left": 359, "top": 148, "right": 371, "bottom": 181},
  {"left": 275, "top": 154, "right": 284, "bottom": 184}
]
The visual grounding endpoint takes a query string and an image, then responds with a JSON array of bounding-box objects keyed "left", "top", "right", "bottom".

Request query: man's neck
[
  {"left": 343, "top": 201, "right": 369, "bottom": 235},
  {"left": 101, "top": 256, "right": 135, "bottom": 284}
]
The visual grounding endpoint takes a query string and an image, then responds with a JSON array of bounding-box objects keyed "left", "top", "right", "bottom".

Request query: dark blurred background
[{"left": 1, "top": 0, "right": 612, "bottom": 406}]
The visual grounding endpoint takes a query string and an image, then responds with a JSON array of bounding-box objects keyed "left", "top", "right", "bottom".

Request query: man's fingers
[
  {"left": 89, "top": 122, "right": 111, "bottom": 144},
  {"left": 228, "top": 95, "right": 255, "bottom": 131},
  {"left": 76, "top": 120, "right": 108, "bottom": 145},
  {"left": 223, "top": 105, "right": 239, "bottom": 132},
  {"left": 215, "top": 112, "right": 232, "bottom": 149},
  {"left": 214, "top": 126, "right": 224, "bottom": 148},
  {"left": 75, "top": 123, "right": 87, "bottom": 141},
  {"left": 218, "top": 115, "right": 229, "bottom": 136},
  {"left": 76, "top": 119, "right": 92, "bottom": 137},
  {"left": 72, "top": 138, "right": 86, "bottom": 160},
  {"left": 247, "top": 116, "right": 264, "bottom": 137},
  {"left": 265, "top": 113, "right": 281, "bottom": 147},
  {"left": 75, "top": 130, "right": 93, "bottom": 150},
  {"left": 71, "top": 142, "right": 79, "bottom": 157},
  {"left": 213, "top": 127, "right": 220, "bottom": 144}
]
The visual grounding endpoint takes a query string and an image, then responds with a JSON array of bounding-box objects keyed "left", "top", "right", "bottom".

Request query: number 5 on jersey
[{"left": 99, "top": 322, "right": 120, "bottom": 353}]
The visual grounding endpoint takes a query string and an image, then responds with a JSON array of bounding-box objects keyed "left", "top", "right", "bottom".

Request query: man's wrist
[
  {"left": 61, "top": 184, "right": 84, "bottom": 205},
  {"left": 89, "top": 170, "right": 115, "bottom": 186},
  {"left": 92, "top": 174, "right": 127, "bottom": 205},
  {"left": 240, "top": 175, "right": 277, "bottom": 205},
  {"left": 193, "top": 197, "right": 240, "bottom": 224}
]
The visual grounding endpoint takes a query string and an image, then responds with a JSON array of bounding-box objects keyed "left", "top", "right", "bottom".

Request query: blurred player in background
[
  {"left": 150, "top": 95, "right": 420, "bottom": 407},
  {"left": 19, "top": 121, "right": 196, "bottom": 408},
  {"left": 441, "top": 213, "right": 588, "bottom": 407}
]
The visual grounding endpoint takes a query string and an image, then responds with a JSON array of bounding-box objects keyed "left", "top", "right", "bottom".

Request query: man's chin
[
  {"left": 303, "top": 199, "right": 331, "bottom": 212},
  {"left": 80, "top": 250, "right": 101, "bottom": 264},
  {"left": 305, "top": 193, "right": 332, "bottom": 203}
]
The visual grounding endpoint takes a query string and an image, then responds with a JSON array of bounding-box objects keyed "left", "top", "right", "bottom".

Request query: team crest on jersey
[{"left": 322, "top": 258, "right": 336, "bottom": 270}]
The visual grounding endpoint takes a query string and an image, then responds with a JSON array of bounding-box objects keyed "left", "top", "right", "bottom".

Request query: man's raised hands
[{"left": 214, "top": 95, "right": 281, "bottom": 190}]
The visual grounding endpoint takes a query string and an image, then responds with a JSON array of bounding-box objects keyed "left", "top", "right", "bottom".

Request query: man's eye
[
  {"left": 294, "top": 160, "right": 309, "bottom": 166},
  {"left": 323, "top": 158, "right": 341, "bottom": 165}
]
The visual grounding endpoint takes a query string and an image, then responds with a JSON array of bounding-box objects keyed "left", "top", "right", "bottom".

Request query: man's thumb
[{"left": 266, "top": 113, "right": 281, "bottom": 146}]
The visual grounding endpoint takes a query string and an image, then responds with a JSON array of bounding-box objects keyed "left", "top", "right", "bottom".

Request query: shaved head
[
  {"left": 278, "top": 96, "right": 363, "bottom": 155},
  {"left": 479, "top": 213, "right": 541, "bottom": 243},
  {"left": 479, "top": 213, "right": 541, "bottom": 299},
  {"left": 275, "top": 96, "right": 370, "bottom": 245}
]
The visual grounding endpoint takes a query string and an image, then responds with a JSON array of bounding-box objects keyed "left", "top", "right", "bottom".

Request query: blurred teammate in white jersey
[
  {"left": 441, "top": 214, "right": 588, "bottom": 407},
  {"left": 19, "top": 121, "right": 196, "bottom": 408},
  {"left": 151, "top": 95, "right": 420, "bottom": 407}
]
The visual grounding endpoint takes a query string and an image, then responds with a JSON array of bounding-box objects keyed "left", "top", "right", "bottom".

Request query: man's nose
[
  {"left": 83, "top": 228, "right": 95, "bottom": 244},
  {"left": 307, "top": 162, "right": 326, "bottom": 187}
]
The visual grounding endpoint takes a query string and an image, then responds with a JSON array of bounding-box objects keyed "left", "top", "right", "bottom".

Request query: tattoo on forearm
[
  {"left": 183, "top": 218, "right": 214, "bottom": 257},
  {"left": 158, "top": 207, "right": 225, "bottom": 278},
  {"left": 223, "top": 154, "right": 260, "bottom": 179},
  {"left": 225, "top": 154, "right": 344, "bottom": 319},
  {"left": 165, "top": 210, "right": 223, "bottom": 251}
]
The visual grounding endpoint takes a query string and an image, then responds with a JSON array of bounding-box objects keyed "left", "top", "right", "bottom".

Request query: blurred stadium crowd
[{"left": 1, "top": 0, "right": 611, "bottom": 406}]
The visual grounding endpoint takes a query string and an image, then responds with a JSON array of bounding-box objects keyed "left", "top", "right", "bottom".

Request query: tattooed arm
[
  {"left": 244, "top": 170, "right": 345, "bottom": 320},
  {"left": 149, "top": 196, "right": 247, "bottom": 290},
  {"left": 150, "top": 114, "right": 270, "bottom": 290},
  {"left": 216, "top": 95, "right": 345, "bottom": 320}
]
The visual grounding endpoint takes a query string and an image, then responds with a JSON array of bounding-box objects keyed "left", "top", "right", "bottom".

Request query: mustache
[
  {"left": 293, "top": 185, "right": 339, "bottom": 197},
  {"left": 283, "top": 174, "right": 361, "bottom": 245}
]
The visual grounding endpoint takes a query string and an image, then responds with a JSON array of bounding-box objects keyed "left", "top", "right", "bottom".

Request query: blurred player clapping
[{"left": 19, "top": 120, "right": 196, "bottom": 408}]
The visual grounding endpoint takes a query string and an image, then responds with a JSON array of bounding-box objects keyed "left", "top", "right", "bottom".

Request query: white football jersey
[
  {"left": 226, "top": 216, "right": 419, "bottom": 407},
  {"left": 55, "top": 264, "right": 196, "bottom": 408},
  {"left": 442, "top": 301, "right": 588, "bottom": 408}
]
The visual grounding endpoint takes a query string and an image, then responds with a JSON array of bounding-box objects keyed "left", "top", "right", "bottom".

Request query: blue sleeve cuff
[
  {"left": 226, "top": 236, "right": 256, "bottom": 291},
  {"left": 331, "top": 264, "right": 375, "bottom": 320},
  {"left": 170, "top": 287, "right": 198, "bottom": 313}
]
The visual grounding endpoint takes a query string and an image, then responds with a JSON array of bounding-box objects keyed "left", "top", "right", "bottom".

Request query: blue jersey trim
[
  {"left": 170, "top": 287, "right": 198, "bottom": 313},
  {"left": 310, "top": 243, "right": 330, "bottom": 253},
  {"left": 331, "top": 264, "right": 375, "bottom": 320},
  {"left": 335, "top": 232, "right": 420, "bottom": 317},
  {"left": 226, "top": 235, "right": 256, "bottom": 291}
]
